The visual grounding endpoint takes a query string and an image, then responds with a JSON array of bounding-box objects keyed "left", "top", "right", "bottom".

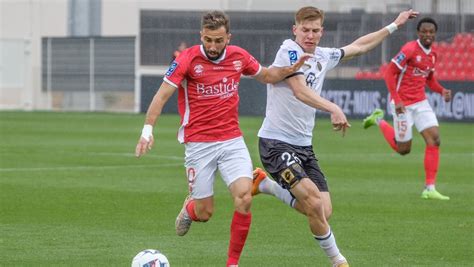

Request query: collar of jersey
[
  {"left": 200, "top": 45, "right": 227, "bottom": 64},
  {"left": 287, "top": 39, "right": 311, "bottom": 54},
  {"left": 416, "top": 39, "right": 432, "bottom": 55}
]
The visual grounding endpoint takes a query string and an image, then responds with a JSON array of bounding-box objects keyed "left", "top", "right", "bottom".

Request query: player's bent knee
[
  {"left": 303, "top": 196, "right": 324, "bottom": 217},
  {"left": 197, "top": 209, "right": 213, "bottom": 222},
  {"left": 233, "top": 192, "right": 252, "bottom": 213},
  {"left": 398, "top": 149, "right": 411, "bottom": 155},
  {"left": 325, "top": 205, "right": 333, "bottom": 220},
  {"left": 240, "top": 193, "right": 252, "bottom": 204},
  {"left": 195, "top": 204, "right": 214, "bottom": 222}
]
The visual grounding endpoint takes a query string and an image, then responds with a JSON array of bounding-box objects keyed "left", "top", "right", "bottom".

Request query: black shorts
[{"left": 258, "top": 137, "right": 329, "bottom": 192}]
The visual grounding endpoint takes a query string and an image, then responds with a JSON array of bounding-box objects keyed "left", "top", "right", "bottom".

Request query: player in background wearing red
[
  {"left": 363, "top": 17, "right": 451, "bottom": 200},
  {"left": 135, "top": 11, "right": 309, "bottom": 267}
]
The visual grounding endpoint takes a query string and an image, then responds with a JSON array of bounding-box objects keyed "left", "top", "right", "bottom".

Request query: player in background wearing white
[
  {"left": 363, "top": 18, "right": 451, "bottom": 200},
  {"left": 251, "top": 7, "right": 418, "bottom": 267},
  {"left": 135, "top": 11, "right": 309, "bottom": 267}
]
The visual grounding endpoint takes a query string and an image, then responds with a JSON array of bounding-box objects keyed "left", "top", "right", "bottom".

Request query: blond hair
[
  {"left": 201, "top": 11, "right": 230, "bottom": 33},
  {"left": 295, "top": 6, "right": 324, "bottom": 25}
]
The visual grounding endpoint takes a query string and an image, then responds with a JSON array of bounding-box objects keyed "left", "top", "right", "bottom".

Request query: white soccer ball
[{"left": 131, "top": 249, "right": 170, "bottom": 267}]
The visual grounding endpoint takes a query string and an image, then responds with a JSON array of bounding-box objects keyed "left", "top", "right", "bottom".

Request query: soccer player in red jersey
[
  {"left": 363, "top": 17, "right": 452, "bottom": 200},
  {"left": 135, "top": 11, "right": 309, "bottom": 266}
]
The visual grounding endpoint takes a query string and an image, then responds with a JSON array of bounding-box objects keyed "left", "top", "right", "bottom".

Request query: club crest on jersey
[
  {"left": 166, "top": 61, "right": 178, "bottom": 77},
  {"left": 394, "top": 52, "right": 406, "bottom": 64},
  {"left": 416, "top": 55, "right": 422, "bottom": 62},
  {"left": 194, "top": 64, "right": 204, "bottom": 75},
  {"left": 288, "top": 50, "right": 298, "bottom": 65},
  {"left": 232, "top": 60, "right": 242, "bottom": 71},
  {"left": 329, "top": 50, "right": 340, "bottom": 60}
]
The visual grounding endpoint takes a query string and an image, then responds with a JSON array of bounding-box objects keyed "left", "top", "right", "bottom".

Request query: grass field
[{"left": 0, "top": 111, "right": 473, "bottom": 266}]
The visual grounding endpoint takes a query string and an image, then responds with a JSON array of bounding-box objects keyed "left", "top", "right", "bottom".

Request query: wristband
[
  {"left": 141, "top": 124, "right": 153, "bottom": 141},
  {"left": 385, "top": 23, "right": 398, "bottom": 34}
]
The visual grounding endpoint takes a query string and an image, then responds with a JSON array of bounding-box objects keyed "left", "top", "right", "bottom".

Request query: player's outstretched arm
[
  {"left": 135, "top": 82, "right": 176, "bottom": 158},
  {"left": 341, "top": 9, "right": 418, "bottom": 61},
  {"left": 286, "top": 75, "right": 351, "bottom": 136},
  {"left": 254, "top": 53, "right": 312, "bottom": 84}
]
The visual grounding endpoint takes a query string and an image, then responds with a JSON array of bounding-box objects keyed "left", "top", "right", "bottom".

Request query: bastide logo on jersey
[
  {"left": 288, "top": 50, "right": 298, "bottom": 65},
  {"left": 166, "top": 61, "right": 178, "bottom": 77},
  {"left": 196, "top": 77, "right": 239, "bottom": 99}
]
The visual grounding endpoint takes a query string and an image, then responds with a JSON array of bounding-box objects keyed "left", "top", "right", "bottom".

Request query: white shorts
[
  {"left": 184, "top": 136, "right": 253, "bottom": 199},
  {"left": 390, "top": 99, "right": 439, "bottom": 142}
]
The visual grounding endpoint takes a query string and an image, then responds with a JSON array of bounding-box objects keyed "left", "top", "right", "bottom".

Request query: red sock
[
  {"left": 379, "top": 120, "right": 397, "bottom": 151},
  {"left": 185, "top": 200, "right": 199, "bottom": 221},
  {"left": 424, "top": 145, "right": 439, "bottom": 186},
  {"left": 226, "top": 211, "right": 252, "bottom": 266}
]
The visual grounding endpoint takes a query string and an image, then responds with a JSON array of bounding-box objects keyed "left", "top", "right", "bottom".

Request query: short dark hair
[
  {"left": 201, "top": 11, "right": 230, "bottom": 33},
  {"left": 417, "top": 17, "right": 438, "bottom": 32}
]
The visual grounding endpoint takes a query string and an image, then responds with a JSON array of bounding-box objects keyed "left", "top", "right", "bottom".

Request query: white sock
[
  {"left": 375, "top": 117, "right": 383, "bottom": 125},
  {"left": 314, "top": 228, "right": 344, "bottom": 263},
  {"left": 259, "top": 177, "right": 296, "bottom": 208},
  {"left": 426, "top": 184, "right": 435, "bottom": 191}
]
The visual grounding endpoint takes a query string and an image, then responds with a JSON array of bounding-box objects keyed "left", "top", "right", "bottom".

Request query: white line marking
[
  {"left": 86, "top": 152, "right": 183, "bottom": 160},
  {"left": 0, "top": 163, "right": 183, "bottom": 172}
]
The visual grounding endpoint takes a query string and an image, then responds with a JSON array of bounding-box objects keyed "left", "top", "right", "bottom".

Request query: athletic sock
[
  {"left": 185, "top": 199, "right": 199, "bottom": 221},
  {"left": 424, "top": 145, "right": 440, "bottom": 187},
  {"left": 375, "top": 116, "right": 383, "bottom": 125},
  {"left": 259, "top": 177, "right": 296, "bottom": 208},
  {"left": 425, "top": 184, "right": 435, "bottom": 191},
  {"left": 379, "top": 120, "right": 398, "bottom": 151},
  {"left": 227, "top": 211, "right": 251, "bottom": 266},
  {"left": 314, "top": 228, "right": 345, "bottom": 264}
]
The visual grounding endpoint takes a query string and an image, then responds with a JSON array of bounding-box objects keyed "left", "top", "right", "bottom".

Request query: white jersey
[{"left": 258, "top": 39, "right": 343, "bottom": 146}]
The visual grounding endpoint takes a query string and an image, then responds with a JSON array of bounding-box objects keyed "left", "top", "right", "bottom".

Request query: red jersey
[
  {"left": 390, "top": 40, "right": 438, "bottom": 106},
  {"left": 164, "top": 45, "right": 261, "bottom": 143}
]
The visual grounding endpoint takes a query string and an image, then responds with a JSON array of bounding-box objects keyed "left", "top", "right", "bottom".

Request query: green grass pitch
[{"left": 0, "top": 111, "right": 472, "bottom": 266}]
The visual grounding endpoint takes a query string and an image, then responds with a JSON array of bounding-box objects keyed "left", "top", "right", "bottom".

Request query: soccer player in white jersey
[
  {"left": 251, "top": 6, "right": 418, "bottom": 267},
  {"left": 135, "top": 11, "right": 309, "bottom": 267}
]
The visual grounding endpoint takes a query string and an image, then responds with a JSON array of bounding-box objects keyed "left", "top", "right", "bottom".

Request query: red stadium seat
[
  {"left": 437, "top": 70, "right": 448, "bottom": 81},
  {"left": 355, "top": 71, "right": 365, "bottom": 80},
  {"left": 446, "top": 70, "right": 458, "bottom": 81},
  {"left": 378, "top": 63, "right": 389, "bottom": 74},
  {"left": 374, "top": 71, "right": 383, "bottom": 80},
  {"left": 453, "top": 33, "right": 465, "bottom": 45},
  {"left": 444, "top": 61, "right": 455, "bottom": 69},
  {"left": 467, "top": 71, "right": 474, "bottom": 81}
]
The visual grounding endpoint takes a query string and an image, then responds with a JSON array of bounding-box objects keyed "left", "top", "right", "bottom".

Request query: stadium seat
[
  {"left": 355, "top": 33, "right": 473, "bottom": 81},
  {"left": 437, "top": 70, "right": 448, "bottom": 80}
]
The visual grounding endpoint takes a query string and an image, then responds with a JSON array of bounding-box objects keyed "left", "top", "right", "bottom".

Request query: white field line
[
  {"left": 0, "top": 163, "right": 183, "bottom": 172},
  {"left": 86, "top": 152, "right": 183, "bottom": 161},
  {"left": 0, "top": 152, "right": 184, "bottom": 172}
]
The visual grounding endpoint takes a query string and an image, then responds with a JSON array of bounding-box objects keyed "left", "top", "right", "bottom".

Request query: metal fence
[
  {"left": 41, "top": 36, "right": 136, "bottom": 112},
  {"left": 140, "top": 10, "right": 474, "bottom": 70}
]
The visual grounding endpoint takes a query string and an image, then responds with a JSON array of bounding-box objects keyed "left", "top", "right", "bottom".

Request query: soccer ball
[{"left": 131, "top": 249, "right": 170, "bottom": 267}]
